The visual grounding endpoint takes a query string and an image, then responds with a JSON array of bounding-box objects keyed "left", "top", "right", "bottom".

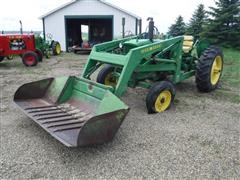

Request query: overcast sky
[{"left": 0, "top": 0, "right": 215, "bottom": 33}]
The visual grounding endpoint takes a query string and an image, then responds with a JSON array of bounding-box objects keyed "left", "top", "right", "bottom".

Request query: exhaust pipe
[
  {"left": 19, "top": 20, "right": 23, "bottom": 34},
  {"left": 147, "top": 17, "right": 154, "bottom": 42}
]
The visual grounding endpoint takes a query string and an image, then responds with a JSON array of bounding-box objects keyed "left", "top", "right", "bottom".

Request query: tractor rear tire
[
  {"left": 0, "top": 56, "right": 4, "bottom": 62},
  {"left": 146, "top": 81, "right": 175, "bottom": 114},
  {"left": 35, "top": 48, "right": 43, "bottom": 62},
  {"left": 22, "top": 51, "right": 38, "bottom": 67},
  {"left": 52, "top": 41, "right": 61, "bottom": 55},
  {"left": 196, "top": 46, "right": 223, "bottom": 92},
  {"left": 97, "top": 65, "right": 118, "bottom": 87}
]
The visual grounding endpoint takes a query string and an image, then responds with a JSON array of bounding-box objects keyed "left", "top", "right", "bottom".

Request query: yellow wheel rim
[
  {"left": 104, "top": 73, "right": 117, "bottom": 87},
  {"left": 56, "top": 44, "right": 61, "bottom": 55},
  {"left": 210, "top": 56, "right": 223, "bottom": 85},
  {"left": 154, "top": 90, "right": 172, "bottom": 112},
  {"left": 7, "top": 55, "right": 13, "bottom": 60}
]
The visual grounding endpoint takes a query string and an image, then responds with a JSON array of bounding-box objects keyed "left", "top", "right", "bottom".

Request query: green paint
[
  {"left": 39, "top": 35, "right": 210, "bottom": 117},
  {"left": 82, "top": 35, "right": 207, "bottom": 97}
]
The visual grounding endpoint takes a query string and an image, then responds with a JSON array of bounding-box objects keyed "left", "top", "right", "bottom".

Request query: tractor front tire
[
  {"left": 7, "top": 55, "right": 13, "bottom": 60},
  {"left": 35, "top": 48, "right": 43, "bottom": 62},
  {"left": 146, "top": 81, "right": 175, "bottom": 114},
  {"left": 22, "top": 51, "right": 38, "bottom": 67},
  {"left": 45, "top": 49, "right": 51, "bottom": 58},
  {"left": 196, "top": 46, "right": 223, "bottom": 92},
  {"left": 0, "top": 56, "right": 4, "bottom": 62},
  {"left": 52, "top": 41, "right": 61, "bottom": 55},
  {"left": 97, "top": 65, "right": 118, "bottom": 87}
]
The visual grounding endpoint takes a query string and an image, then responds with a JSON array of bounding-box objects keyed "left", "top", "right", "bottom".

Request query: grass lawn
[
  {"left": 214, "top": 48, "right": 240, "bottom": 104},
  {"left": 222, "top": 48, "right": 240, "bottom": 89}
]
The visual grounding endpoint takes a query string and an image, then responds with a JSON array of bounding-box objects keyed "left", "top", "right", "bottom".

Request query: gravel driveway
[{"left": 0, "top": 54, "right": 239, "bottom": 179}]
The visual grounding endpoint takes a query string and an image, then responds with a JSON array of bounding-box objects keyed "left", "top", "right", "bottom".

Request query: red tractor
[{"left": 0, "top": 34, "right": 43, "bottom": 66}]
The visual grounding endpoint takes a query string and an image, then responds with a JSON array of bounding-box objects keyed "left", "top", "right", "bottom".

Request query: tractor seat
[{"left": 182, "top": 36, "right": 194, "bottom": 53}]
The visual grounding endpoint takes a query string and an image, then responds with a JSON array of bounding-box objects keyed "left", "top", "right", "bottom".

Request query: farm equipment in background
[
  {"left": 14, "top": 18, "right": 223, "bottom": 147},
  {"left": 71, "top": 18, "right": 135, "bottom": 54},
  {"left": 71, "top": 41, "right": 94, "bottom": 54},
  {"left": 0, "top": 34, "right": 43, "bottom": 66},
  {"left": 35, "top": 34, "right": 61, "bottom": 58}
]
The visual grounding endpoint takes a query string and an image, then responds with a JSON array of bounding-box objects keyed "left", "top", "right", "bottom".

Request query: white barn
[{"left": 41, "top": 0, "right": 141, "bottom": 51}]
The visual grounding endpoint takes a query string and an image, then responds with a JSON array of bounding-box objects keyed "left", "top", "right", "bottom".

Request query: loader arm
[{"left": 82, "top": 36, "right": 184, "bottom": 97}]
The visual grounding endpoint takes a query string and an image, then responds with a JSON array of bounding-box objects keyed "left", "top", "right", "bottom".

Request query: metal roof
[{"left": 40, "top": 0, "right": 141, "bottom": 19}]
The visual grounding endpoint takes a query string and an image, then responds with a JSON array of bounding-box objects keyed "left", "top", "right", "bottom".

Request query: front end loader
[{"left": 14, "top": 18, "right": 223, "bottom": 147}]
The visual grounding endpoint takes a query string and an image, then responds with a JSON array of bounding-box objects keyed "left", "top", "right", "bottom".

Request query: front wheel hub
[{"left": 155, "top": 90, "right": 172, "bottom": 112}]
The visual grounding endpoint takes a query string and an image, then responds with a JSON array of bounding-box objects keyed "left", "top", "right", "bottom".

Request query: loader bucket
[{"left": 14, "top": 76, "right": 129, "bottom": 147}]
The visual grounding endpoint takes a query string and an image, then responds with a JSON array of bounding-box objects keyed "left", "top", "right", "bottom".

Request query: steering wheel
[
  {"left": 46, "top": 33, "right": 53, "bottom": 40},
  {"left": 138, "top": 25, "right": 160, "bottom": 39},
  {"left": 145, "top": 26, "right": 160, "bottom": 38}
]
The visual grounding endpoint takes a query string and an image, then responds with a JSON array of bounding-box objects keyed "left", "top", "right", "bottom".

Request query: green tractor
[
  {"left": 35, "top": 33, "right": 61, "bottom": 58},
  {"left": 14, "top": 18, "right": 223, "bottom": 147}
]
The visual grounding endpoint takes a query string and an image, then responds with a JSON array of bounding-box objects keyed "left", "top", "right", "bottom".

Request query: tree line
[{"left": 167, "top": 0, "right": 240, "bottom": 49}]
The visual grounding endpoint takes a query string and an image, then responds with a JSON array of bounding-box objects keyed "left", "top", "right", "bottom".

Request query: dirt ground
[{"left": 0, "top": 53, "right": 239, "bottom": 179}]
